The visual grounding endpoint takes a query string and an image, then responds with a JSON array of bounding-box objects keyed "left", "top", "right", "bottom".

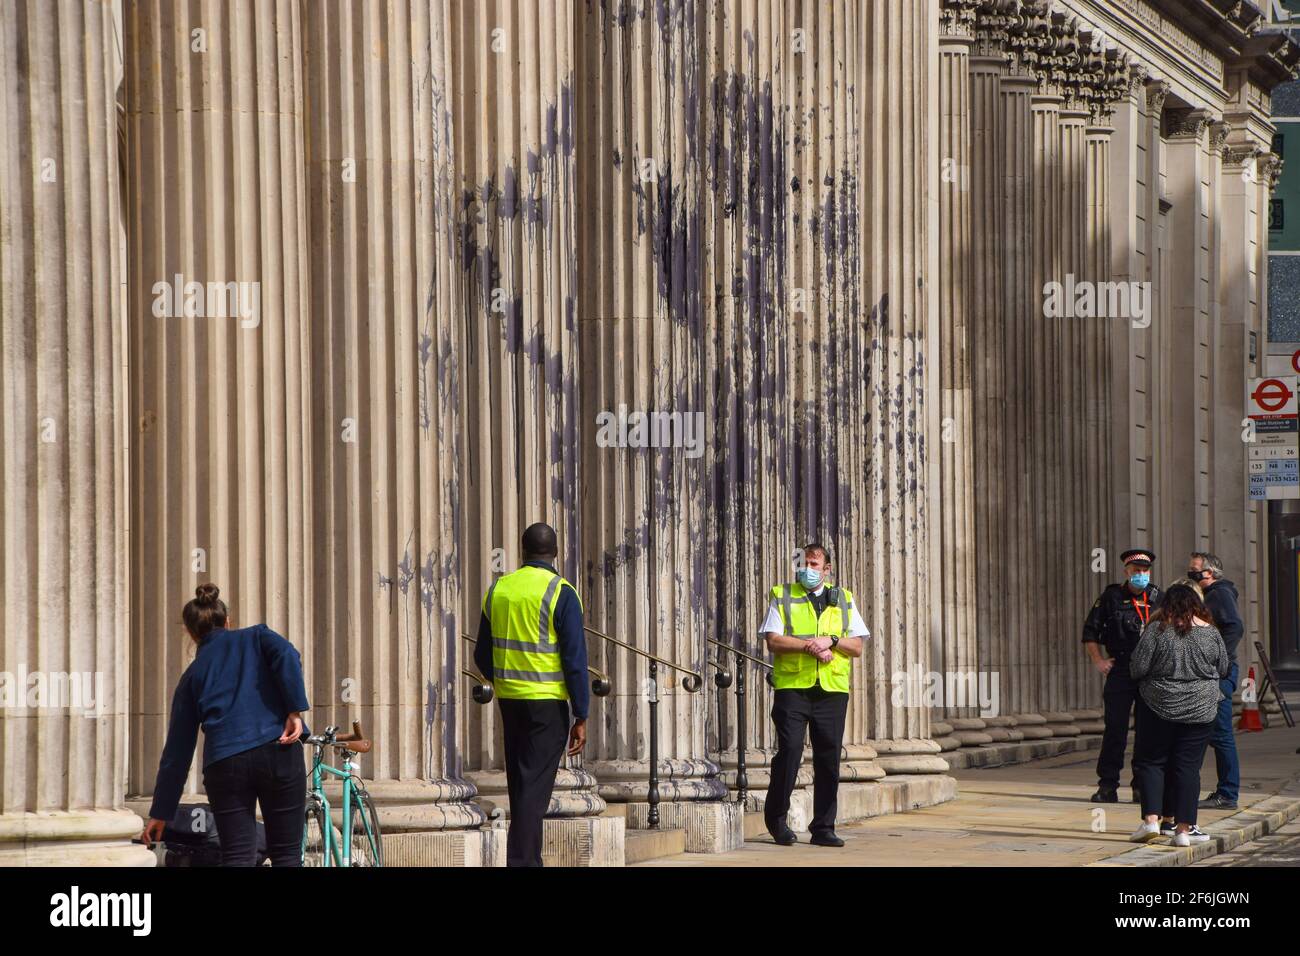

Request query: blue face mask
[
  {"left": 1129, "top": 572, "right": 1150, "bottom": 590},
  {"left": 796, "top": 568, "right": 823, "bottom": 590}
]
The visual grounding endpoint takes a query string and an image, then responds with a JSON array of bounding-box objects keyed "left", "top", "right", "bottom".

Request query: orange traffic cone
[{"left": 1237, "top": 666, "right": 1264, "bottom": 732}]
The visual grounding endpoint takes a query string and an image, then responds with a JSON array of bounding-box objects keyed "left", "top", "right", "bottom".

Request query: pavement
[{"left": 635, "top": 723, "right": 1300, "bottom": 867}]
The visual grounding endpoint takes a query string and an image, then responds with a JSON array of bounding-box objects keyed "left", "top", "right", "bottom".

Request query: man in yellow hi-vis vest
[
  {"left": 761, "top": 542, "right": 868, "bottom": 847},
  {"left": 474, "top": 523, "right": 588, "bottom": 866}
]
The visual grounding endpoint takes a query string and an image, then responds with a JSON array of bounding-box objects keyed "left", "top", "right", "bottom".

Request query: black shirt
[{"left": 1082, "top": 582, "right": 1164, "bottom": 666}]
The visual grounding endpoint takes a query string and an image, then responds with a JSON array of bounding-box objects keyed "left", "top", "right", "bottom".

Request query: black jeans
[
  {"left": 498, "top": 698, "right": 570, "bottom": 867},
  {"left": 765, "top": 686, "right": 849, "bottom": 835},
  {"left": 1132, "top": 696, "right": 1214, "bottom": 825},
  {"left": 203, "top": 738, "right": 306, "bottom": 867},
  {"left": 1097, "top": 665, "right": 1138, "bottom": 791}
]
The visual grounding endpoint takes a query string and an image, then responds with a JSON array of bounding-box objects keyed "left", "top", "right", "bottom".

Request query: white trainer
[{"left": 1129, "top": 821, "right": 1161, "bottom": 843}]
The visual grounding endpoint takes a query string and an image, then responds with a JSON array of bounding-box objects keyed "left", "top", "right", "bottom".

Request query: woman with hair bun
[{"left": 140, "top": 584, "right": 311, "bottom": 866}]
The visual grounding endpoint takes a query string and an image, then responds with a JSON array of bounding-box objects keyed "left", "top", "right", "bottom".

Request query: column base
[
  {"left": 870, "top": 738, "right": 951, "bottom": 774},
  {"left": 470, "top": 767, "right": 607, "bottom": 818},
  {"left": 589, "top": 757, "right": 728, "bottom": 802},
  {"left": 1010, "top": 713, "right": 1053, "bottom": 739},
  {"left": 1041, "top": 711, "right": 1082, "bottom": 736},
  {"left": 836, "top": 775, "right": 958, "bottom": 823},
  {"left": 0, "top": 810, "right": 157, "bottom": 866},
  {"left": 619, "top": 800, "right": 743, "bottom": 853}
]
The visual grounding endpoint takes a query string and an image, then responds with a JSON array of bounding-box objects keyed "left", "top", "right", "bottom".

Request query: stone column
[
  {"left": 451, "top": 0, "right": 615, "bottom": 864},
  {"left": 965, "top": 0, "right": 1019, "bottom": 747},
  {"left": 574, "top": 0, "right": 737, "bottom": 853},
  {"left": 936, "top": 1, "right": 982, "bottom": 744},
  {"left": 0, "top": 0, "right": 152, "bottom": 866},
  {"left": 854, "top": 0, "right": 950, "bottom": 789},
  {"left": 122, "top": 0, "right": 314, "bottom": 806},
  {"left": 997, "top": 11, "right": 1048, "bottom": 738},
  {"left": 301, "top": 0, "right": 495, "bottom": 865}
]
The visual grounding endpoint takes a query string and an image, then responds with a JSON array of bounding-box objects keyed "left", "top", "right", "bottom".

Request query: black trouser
[
  {"left": 1097, "top": 665, "right": 1138, "bottom": 791},
  {"left": 202, "top": 738, "right": 306, "bottom": 867},
  {"left": 1132, "top": 696, "right": 1214, "bottom": 825},
  {"left": 765, "top": 686, "right": 849, "bottom": 836},
  {"left": 498, "top": 698, "right": 569, "bottom": 867}
]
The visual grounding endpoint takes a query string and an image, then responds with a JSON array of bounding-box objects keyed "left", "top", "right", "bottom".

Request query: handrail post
[
  {"left": 736, "top": 657, "right": 748, "bottom": 808},
  {"left": 648, "top": 659, "right": 660, "bottom": 829}
]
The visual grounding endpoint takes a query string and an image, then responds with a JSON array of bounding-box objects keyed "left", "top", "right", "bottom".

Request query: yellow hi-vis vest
[
  {"left": 484, "top": 565, "right": 580, "bottom": 701},
  {"left": 768, "top": 582, "right": 855, "bottom": 693}
]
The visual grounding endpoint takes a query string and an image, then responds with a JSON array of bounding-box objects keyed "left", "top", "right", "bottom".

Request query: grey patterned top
[{"left": 1130, "top": 621, "right": 1231, "bottom": 724}]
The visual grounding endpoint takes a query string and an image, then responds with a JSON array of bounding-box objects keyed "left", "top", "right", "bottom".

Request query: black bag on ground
[{"left": 162, "top": 803, "right": 268, "bottom": 866}]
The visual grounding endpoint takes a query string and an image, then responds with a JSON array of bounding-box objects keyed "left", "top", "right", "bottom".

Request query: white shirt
[{"left": 759, "top": 585, "right": 871, "bottom": 638}]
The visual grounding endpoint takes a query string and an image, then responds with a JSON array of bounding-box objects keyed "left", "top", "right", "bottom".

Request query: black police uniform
[{"left": 1082, "top": 579, "right": 1162, "bottom": 797}]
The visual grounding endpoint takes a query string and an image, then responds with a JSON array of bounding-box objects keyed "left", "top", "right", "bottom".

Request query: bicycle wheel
[
  {"left": 301, "top": 800, "right": 329, "bottom": 867},
  {"left": 348, "top": 788, "right": 383, "bottom": 867}
]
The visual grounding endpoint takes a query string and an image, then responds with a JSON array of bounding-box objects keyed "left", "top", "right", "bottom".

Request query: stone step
[{"left": 624, "top": 827, "right": 687, "bottom": 864}]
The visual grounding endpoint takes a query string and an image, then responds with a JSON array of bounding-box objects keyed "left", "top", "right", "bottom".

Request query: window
[{"left": 1272, "top": 198, "right": 1286, "bottom": 232}]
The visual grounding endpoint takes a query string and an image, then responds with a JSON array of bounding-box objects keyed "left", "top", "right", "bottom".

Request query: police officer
[
  {"left": 474, "top": 523, "right": 589, "bottom": 867},
  {"left": 1083, "top": 548, "right": 1162, "bottom": 804},
  {"left": 761, "top": 543, "right": 870, "bottom": 847}
]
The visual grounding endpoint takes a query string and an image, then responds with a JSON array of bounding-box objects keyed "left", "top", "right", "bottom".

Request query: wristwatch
[{"left": 830, "top": 635, "right": 840, "bottom": 649}]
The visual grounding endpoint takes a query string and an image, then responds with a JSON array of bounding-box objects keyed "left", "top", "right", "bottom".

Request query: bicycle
[{"left": 301, "top": 721, "right": 383, "bottom": 867}]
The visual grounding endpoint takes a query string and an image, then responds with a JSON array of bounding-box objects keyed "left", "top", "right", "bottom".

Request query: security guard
[
  {"left": 1082, "top": 548, "right": 1162, "bottom": 804},
  {"left": 474, "top": 523, "right": 589, "bottom": 866},
  {"left": 761, "top": 543, "right": 869, "bottom": 847}
]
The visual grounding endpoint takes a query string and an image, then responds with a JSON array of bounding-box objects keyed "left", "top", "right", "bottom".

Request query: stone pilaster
[{"left": 0, "top": 0, "right": 153, "bottom": 866}]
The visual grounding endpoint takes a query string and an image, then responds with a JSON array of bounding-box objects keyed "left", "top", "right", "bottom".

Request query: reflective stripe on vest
[
  {"left": 769, "top": 581, "right": 854, "bottom": 693},
  {"left": 485, "top": 566, "right": 575, "bottom": 700}
]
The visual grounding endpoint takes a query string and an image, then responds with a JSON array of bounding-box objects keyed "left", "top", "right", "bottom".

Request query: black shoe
[
  {"left": 1198, "top": 793, "right": 1238, "bottom": 810},
  {"left": 1090, "top": 787, "right": 1119, "bottom": 803},
  {"left": 809, "top": 831, "right": 845, "bottom": 847},
  {"left": 767, "top": 825, "right": 798, "bottom": 846}
]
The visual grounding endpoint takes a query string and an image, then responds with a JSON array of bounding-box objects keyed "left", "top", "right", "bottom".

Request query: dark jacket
[
  {"left": 148, "top": 625, "right": 310, "bottom": 822},
  {"left": 1201, "top": 578, "right": 1243, "bottom": 664},
  {"left": 474, "top": 561, "right": 590, "bottom": 719},
  {"left": 1082, "top": 582, "right": 1163, "bottom": 667}
]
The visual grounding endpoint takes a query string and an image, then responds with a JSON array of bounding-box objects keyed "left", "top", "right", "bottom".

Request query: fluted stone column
[
  {"left": 301, "top": 0, "right": 497, "bottom": 865},
  {"left": 123, "top": 0, "right": 314, "bottom": 812},
  {"left": 574, "top": 0, "right": 737, "bottom": 853},
  {"left": 937, "top": 0, "right": 982, "bottom": 745},
  {"left": 0, "top": 0, "right": 153, "bottom": 866},
  {"left": 855, "top": 0, "right": 950, "bottom": 786},
  {"left": 967, "top": 0, "right": 1019, "bottom": 746},
  {"left": 998, "top": 17, "right": 1046, "bottom": 737},
  {"left": 451, "top": 0, "right": 614, "bottom": 864}
]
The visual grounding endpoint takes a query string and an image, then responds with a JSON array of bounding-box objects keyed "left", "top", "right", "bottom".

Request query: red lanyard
[{"left": 1131, "top": 594, "right": 1150, "bottom": 627}]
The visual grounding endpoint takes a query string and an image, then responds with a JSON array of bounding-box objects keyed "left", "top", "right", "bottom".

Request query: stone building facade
[{"left": 0, "top": 0, "right": 1293, "bottom": 865}]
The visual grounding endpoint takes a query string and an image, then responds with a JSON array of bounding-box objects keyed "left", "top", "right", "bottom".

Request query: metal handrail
[
  {"left": 583, "top": 624, "right": 703, "bottom": 829},
  {"left": 583, "top": 625, "right": 703, "bottom": 691},
  {"left": 460, "top": 633, "right": 612, "bottom": 696},
  {"left": 708, "top": 639, "right": 775, "bottom": 808},
  {"left": 707, "top": 638, "right": 774, "bottom": 670}
]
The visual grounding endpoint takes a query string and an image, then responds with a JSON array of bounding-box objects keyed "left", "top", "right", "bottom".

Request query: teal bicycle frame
[{"left": 303, "top": 724, "right": 381, "bottom": 867}]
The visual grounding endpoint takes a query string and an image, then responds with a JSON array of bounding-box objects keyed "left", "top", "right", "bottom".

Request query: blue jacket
[
  {"left": 148, "top": 624, "right": 310, "bottom": 821},
  {"left": 474, "top": 561, "right": 590, "bottom": 719}
]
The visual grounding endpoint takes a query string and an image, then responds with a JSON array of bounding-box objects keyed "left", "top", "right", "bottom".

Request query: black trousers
[
  {"left": 1096, "top": 666, "right": 1139, "bottom": 791},
  {"left": 203, "top": 738, "right": 306, "bottom": 867},
  {"left": 764, "top": 686, "right": 849, "bottom": 835},
  {"left": 498, "top": 698, "right": 569, "bottom": 867},
  {"left": 1132, "top": 696, "right": 1214, "bottom": 825}
]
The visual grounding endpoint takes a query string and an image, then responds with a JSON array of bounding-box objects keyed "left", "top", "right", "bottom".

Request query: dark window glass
[{"left": 1271, "top": 198, "right": 1285, "bottom": 232}]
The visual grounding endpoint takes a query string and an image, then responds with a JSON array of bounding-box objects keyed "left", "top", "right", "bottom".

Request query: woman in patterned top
[{"left": 1127, "top": 582, "right": 1230, "bottom": 847}]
